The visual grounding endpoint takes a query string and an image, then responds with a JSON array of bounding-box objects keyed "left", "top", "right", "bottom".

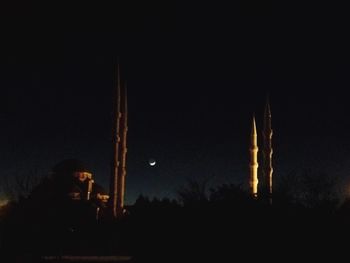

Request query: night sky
[{"left": 1, "top": 3, "right": 350, "bottom": 203}]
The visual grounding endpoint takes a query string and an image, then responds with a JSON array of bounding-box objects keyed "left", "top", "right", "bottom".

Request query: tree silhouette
[
  {"left": 209, "top": 183, "right": 247, "bottom": 204},
  {"left": 0, "top": 168, "right": 44, "bottom": 202},
  {"left": 276, "top": 169, "right": 339, "bottom": 211},
  {"left": 177, "top": 178, "right": 209, "bottom": 206},
  {"left": 300, "top": 170, "right": 338, "bottom": 210}
]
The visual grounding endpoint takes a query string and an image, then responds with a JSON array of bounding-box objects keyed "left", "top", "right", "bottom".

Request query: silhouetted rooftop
[{"left": 52, "top": 159, "right": 91, "bottom": 176}]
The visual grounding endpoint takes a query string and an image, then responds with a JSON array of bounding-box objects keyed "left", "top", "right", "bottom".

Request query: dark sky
[{"left": 1, "top": 3, "right": 350, "bottom": 203}]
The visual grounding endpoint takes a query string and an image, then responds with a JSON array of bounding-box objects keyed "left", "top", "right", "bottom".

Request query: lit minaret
[
  {"left": 116, "top": 82, "right": 128, "bottom": 216},
  {"left": 109, "top": 63, "right": 128, "bottom": 218},
  {"left": 262, "top": 97, "right": 273, "bottom": 201},
  {"left": 249, "top": 116, "right": 259, "bottom": 198}
]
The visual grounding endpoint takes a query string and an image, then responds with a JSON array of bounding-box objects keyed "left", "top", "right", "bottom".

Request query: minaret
[
  {"left": 116, "top": 82, "right": 128, "bottom": 216},
  {"left": 109, "top": 63, "right": 121, "bottom": 218},
  {"left": 249, "top": 116, "right": 259, "bottom": 198},
  {"left": 262, "top": 97, "right": 273, "bottom": 202},
  {"left": 109, "top": 63, "right": 128, "bottom": 218}
]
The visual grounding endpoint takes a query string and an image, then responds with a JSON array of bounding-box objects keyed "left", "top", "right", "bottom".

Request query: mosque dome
[{"left": 52, "top": 159, "right": 91, "bottom": 178}]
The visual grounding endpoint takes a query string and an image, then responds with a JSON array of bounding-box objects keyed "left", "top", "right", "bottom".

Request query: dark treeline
[{"left": 1, "top": 172, "right": 350, "bottom": 262}]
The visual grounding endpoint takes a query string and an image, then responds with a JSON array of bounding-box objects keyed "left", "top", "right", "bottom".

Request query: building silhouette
[
  {"left": 26, "top": 64, "right": 129, "bottom": 222},
  {"left": 29, "top": 159, "right": 109, "bottom": 222}
]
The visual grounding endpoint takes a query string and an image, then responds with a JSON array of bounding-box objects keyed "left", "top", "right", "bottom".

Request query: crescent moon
[{"left": 149, "top": 159, "right": 156, "bottom": 166}]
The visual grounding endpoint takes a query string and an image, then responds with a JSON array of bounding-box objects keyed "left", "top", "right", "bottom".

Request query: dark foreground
[{"left": 1, "top": 199, "right": 350, "bottom": 262}]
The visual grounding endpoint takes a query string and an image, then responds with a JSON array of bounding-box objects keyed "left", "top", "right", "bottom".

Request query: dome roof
[
  {"left": 52, "top": 159, "right": 90, "bottom": 176},
  {"left": 92, "top": 183, "right": 109, "bottom": 195}
]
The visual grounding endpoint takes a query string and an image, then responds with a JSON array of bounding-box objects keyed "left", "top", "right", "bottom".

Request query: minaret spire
[
  {"left": 109, "top": 61, "right": 128, "bottom": 218},
  {"left": 249, "top": 115, "right": 259, "bottom": 198},
  {"left": 116, "top": 81, "right": 128, "bottom": 216},
  {"left": 262, "top": 96, "right": 273, "bottom": 202}
]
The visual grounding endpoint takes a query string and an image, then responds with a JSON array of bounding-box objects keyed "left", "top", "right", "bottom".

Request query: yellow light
[{"left": 0, "top": 199, "right": 9, "bottom": 208}]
